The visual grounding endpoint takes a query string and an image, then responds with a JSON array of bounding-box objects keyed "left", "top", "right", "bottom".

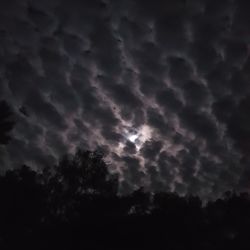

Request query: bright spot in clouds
[
  {"left": 124, "top": 124, "right": 152, "bottom": 151},
  {"left": 128, "top": 134, "right": 139, "bottom": 143},
  {"left": 116, "top": 124, "right": 153, "bottom": 155}
]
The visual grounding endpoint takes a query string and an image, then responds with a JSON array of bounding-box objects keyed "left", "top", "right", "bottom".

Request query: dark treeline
[{"left": 1, "top": 101, "right": 250, "bottom": 249}]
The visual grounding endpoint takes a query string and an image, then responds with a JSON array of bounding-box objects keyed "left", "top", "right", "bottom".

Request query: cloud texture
[{"left": 1, "top": 0, "right": 250, "bottom": 199}]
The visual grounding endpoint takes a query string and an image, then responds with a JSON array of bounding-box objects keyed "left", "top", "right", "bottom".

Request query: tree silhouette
[
  {"left": 56, "top": 149, "right": 118, "bottom": 196},
  {"left": 40, "top": 149, "right": 119, "bottom": 223},
  {"left": 0, "top": 100, "right": 15, "bottom": 145},
  {"left": 1, "top": 147, "right": 250, "bottom": 249}
]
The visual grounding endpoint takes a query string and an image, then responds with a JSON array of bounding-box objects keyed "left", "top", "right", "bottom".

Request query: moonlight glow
[
  {"left": 124, "top": 125, "right": 152, "bottom": 151},
  {"left": 128, "top": 134, "right": 139, "bottom": 143}
]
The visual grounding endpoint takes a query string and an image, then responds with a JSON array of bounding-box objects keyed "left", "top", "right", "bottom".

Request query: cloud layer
[{"left": 1, "top": 0, "right": 250, "bottom": 199}]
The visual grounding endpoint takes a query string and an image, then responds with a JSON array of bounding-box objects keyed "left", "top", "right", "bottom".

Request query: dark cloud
[
  {"left": 28, "top": 5, "right": 58, "bottom": 36},
  {"left": 24, "top": 90, "right": 67, "bottom": 130},
  {"left": 182, "top": 80, "right": 210, "bottom": 108},
  {"left": 180, "top": 107, "right": 218, "bottom": 140},
  {"left": 156, "top": 88, "right": 183, "bottom": 114},
  {"left": 168, "top": 56, "right": 194, "bottom": 85},
  {"left": 178, "top": 149, "right": 197, "bottom": 182},
  {"left": 146, "top": 164, "right": 167, "bottom": 192},
  {"left": 139, "top": 74, "right": 163, "bottom": 97},
  {"left": 40, "top": 45, "right": 70, "bottom": 76},
  {"left": 14, "top": 115, "right": 44, "bottom": 143},
  {"left": 146, "top": 108, "right": 170, "bottom": 136},
  {"left": 6, "top": 55, "right": 38, "bottom": 99},
  {"left": 101, "top": 80, "right": 142, "bottom": 110},
  {"left": 134, "top": 42, "right": 166, "bottom": 78},
  {"left": 157, "top": 151, "right": 176, "bottom": 184},
  {"left": 123, "top": 141, "right": 137, "bottom": 155},
  {"left": 212, "top": 95, "right": 236, "bottom": 123},
  {"left": 122, "top": 156, "right": 145, "bottom": 186},
  {"left": 90, "top": 23, "right": 122, "bottom": 75},
  {"left": 140, "top": 140, "right": 163, "bottom": 162},
  {"left": 1, "top": 0, "right": 250, "bottom": 200},
  {"left": 227, "top": 96, "right": 250, "bottom": 154}
]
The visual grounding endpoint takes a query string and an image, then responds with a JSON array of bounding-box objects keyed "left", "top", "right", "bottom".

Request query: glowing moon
[
  {"left": 115, "top": 125, "right": 153, "bottom": 155},
  {"left": 128, "top": 134, "right": 139, "bottom": 143},
  {"left": 125, "top": 125, "right": 152, "bottom": 150}
]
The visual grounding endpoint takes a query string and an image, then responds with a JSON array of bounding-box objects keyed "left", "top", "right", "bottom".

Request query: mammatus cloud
[{"left": 1, "top": 0, "right": 250, "bottom": 199}]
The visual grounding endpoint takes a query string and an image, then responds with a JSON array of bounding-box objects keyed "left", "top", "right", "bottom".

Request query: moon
[
  {"left": 125, "top": 125, "right": 152, "bottom": 150},
  {"left": 127, "top": 134, "right": 139, "bottom": 143}
]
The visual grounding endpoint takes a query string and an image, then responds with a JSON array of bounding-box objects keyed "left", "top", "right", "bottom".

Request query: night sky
[{"left": 1, "top": 0, "right": 250, "bottom": 200}]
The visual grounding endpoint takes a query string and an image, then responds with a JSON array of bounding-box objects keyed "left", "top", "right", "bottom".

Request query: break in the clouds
[{"left": 1, "top": 0, "right": 250, "bottom": 199}]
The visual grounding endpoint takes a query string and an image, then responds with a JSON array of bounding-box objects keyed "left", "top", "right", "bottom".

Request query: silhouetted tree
[
  {"left": 42, "top": 149, "right": 119, "bottom": 222},
  {"left": 128, "top": 187, "right": 151, "bottom": 215},
  {"left": 0, "top": 165, "right": 46, "bottom": 249},
  {"left": 1, "top": 147, "right": 250, "bottom": 250},
  {"left": 57, "top": 149, "right": 118, "bottom": 196}
]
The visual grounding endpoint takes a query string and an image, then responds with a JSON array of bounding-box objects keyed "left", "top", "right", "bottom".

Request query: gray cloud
[{"left": 1, "top": 0, "right": 250, "bottom": 200}]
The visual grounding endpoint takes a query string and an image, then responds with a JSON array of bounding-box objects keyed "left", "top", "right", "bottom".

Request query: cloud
[
  {"left": 140, "top": 140, "right": 163, "bottom": 162},
  {"left": 24, "top": 90, "right": 67, "bottom": 130},
  {"left": 1, "top": 0, "right": 250, "bottom": 199}
]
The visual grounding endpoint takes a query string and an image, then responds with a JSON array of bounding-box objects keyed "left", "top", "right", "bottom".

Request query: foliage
[{"left": 0, "top": 149, "right": 249, "bottom": 249}]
